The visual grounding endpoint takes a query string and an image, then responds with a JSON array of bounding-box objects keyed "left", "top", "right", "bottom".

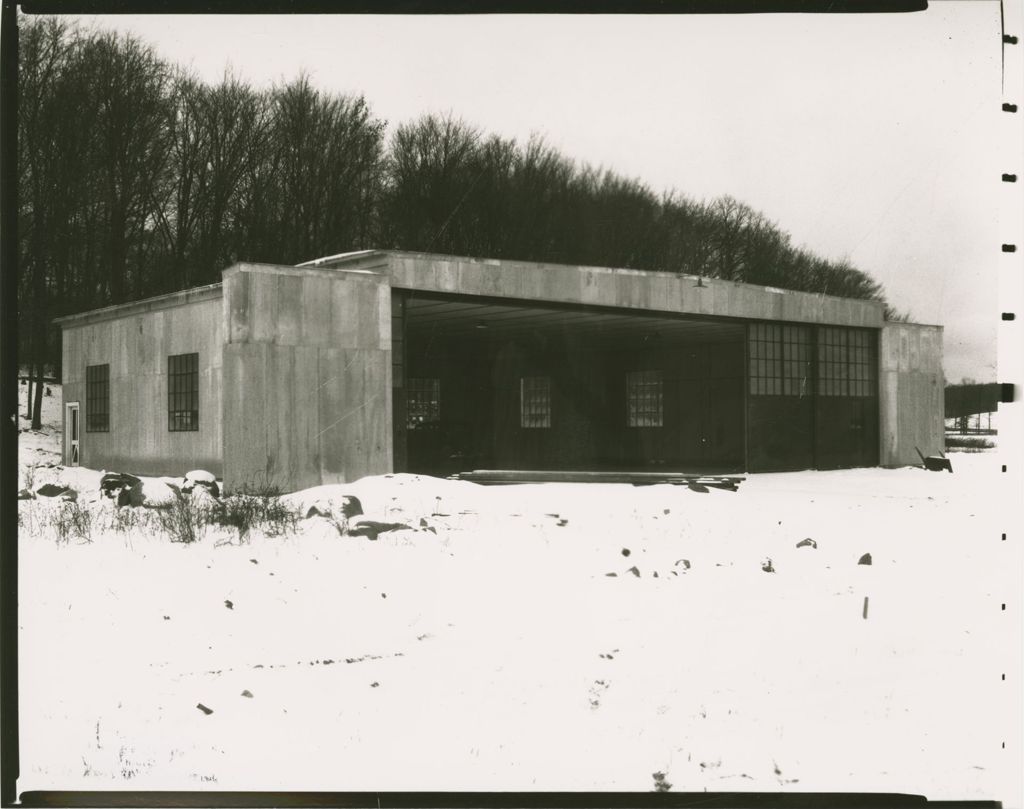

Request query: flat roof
[
  {"left": 53, "top": 282, "right": 223, "bottom": 328},
  {"left": 307, "top": 249, "right": 888, "bottom": 310},
  {"left": 54, "top": 251, "right": 926, "bottom": 332}
]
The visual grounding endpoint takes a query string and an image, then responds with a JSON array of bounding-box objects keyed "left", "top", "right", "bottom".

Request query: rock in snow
[
  {"left": 188, "top": 486, "right": 220, "bottom": 510},
  {"left": 36, "top": 483, "right": 73, "bottom": 499},
  {"left": 182, "top": 470, "right": 219, "bottom": 498},
  {"left": 99, "top": 472, "right": 142, "bottom": 500},
  {"left": 347, "top": 519, "right": 411, "bottom": 540},
  {"left": 305, "top": 500, "right": 334, "bottom": 519},
  {"left": 340, "top": 495, "right": 364, "bottom": 518},
  {"left": 858, "top": 553, "right": 872, "bottom": 566},
  {"left": 128, "top": 479, "right": 180, "bottom": 509},
  {"left": 796, "top": 538, "right": 818, "bottom": 549}
]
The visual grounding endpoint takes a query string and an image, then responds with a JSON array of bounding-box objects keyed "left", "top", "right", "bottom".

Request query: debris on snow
[
  {"left": 196, "top": 704, "right": 213, "bottom": 715},
  {"left": 916, "top": 447, "right": 953, "bottom": 473},
  {"left": 761, "top": 558, "right": 775, "bottom": 573},
  {"left": 241, "top": 690, "right": 253, "bottom": 698},
  {"left": 796, "top": 538, "right": 817, "bottom": 549}
]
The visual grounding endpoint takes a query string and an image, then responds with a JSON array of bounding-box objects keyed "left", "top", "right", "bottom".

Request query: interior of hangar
[{"left": 391, "top": 290, "right": 748, "bottom": 476}]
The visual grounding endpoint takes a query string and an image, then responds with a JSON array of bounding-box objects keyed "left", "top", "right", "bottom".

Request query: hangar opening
[{"left": 391, "top": 290, "right": 747, "bottom": 476}]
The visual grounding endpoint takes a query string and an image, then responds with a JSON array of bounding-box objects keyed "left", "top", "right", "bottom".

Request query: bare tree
[{"left": 80, "top": 29, "right": 173, "bottom": 304}]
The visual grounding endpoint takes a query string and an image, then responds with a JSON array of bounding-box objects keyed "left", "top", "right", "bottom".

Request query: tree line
[{"left": 17, "top": 15, "right": 905, "bottom": 428}]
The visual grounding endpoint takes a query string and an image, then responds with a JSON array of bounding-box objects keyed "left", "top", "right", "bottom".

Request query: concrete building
[{"left": 55, "top": 250, "right": 945, "bottom": 492}]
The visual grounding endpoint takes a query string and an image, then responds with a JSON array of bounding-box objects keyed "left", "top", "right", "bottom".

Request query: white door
[{"left": 65, "top": 402, "right": 80, "bottom": 467}]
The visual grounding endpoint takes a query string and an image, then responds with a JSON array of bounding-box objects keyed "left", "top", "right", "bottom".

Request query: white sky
[{"left": 74, "top": 4, "right": 1004, "bottom": 382}]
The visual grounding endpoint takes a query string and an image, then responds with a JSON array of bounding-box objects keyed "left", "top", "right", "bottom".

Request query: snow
[{"left": 16, "top": 387, "right": 1022, "bottom": 803}]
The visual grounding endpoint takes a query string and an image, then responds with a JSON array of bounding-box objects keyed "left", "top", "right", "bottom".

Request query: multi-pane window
[
  {"left": 818, "top": 327, "right": 876, "bottom": 397},
  {"left": 407, "top": 378, "right": 441, "bottom": 429},
  {"left": 520, "top": 376, "right": 552, "bottom": 428},
  {"left": 626, "top": 370, "right": 664, "bottom": 427},
  {"left": 85, "top": 364, "right": 110, "bottom": 432},
  {"left": 168, "top": 353, "right": 199, "bottom": 431},
  {"left": 749, "top": 323, "right": 811, "bottom": 396}
]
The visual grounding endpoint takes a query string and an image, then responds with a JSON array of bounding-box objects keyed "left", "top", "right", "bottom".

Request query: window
[
  {"left": 85, "top": 364, "right": 109, "bottom": 432},
  {"left": 407, "top": 378, "right": 441, "bottom": 429},
  {"left": 520, "top": 376, "right": 551, "bottom": 428},
  {"left": 818, "top": 327, "right": 876, "bottom": 397},
  {"left": 626, "top": 370, "right": 663, "bottom": 427},
  {"left": 168, "top": 353, "right": 199, "bottom": 431},
  {"left": 749, "top": 323, "right": 811, "bottom": 396}
]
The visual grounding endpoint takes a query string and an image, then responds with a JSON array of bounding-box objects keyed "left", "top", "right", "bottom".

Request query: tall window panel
[
  {"left": 407, "top": 378, "right": 441, "bottom": 430},
  {"left": 818, "top": 327, "right": 876, "bottom": 397},
  {"left": 85, "top": 364, "right": 110, "bottom": 432},
  {"left": 520, "top": 376, "right": 552, "bottom": 428},
  {"left": 626, "top": 370, "right": 664, "bottom": 427},
  {"left": 168, "top": 353, "right": 199, "bottom": 432},
  {"left": 749, "top": 323, "right": 811, "bottom": 396}
]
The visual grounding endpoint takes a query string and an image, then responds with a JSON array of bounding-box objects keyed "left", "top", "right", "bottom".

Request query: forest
[{"left": 17, "top": 15, "right": 904, "bottom": 428}]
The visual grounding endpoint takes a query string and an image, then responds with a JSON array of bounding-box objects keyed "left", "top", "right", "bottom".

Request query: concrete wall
[
  {"left": 60, "top": 289, "right": 223, "bottom": 476},
  {"left": 221, "top": 263, "right": 392, "bottom": 492},
  {"left": 380, "top": 252, "right": 885, "bottom": 328},
  {"left": 879, "top": 322, "right": 945, "bottom": 466}
]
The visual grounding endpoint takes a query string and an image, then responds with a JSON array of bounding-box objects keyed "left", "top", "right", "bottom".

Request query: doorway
[{"left": 65, "top": 402, "right": 80, "bottom": 467}]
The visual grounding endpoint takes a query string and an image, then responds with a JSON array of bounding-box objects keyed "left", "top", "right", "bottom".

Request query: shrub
[
  {"left": 945, "top": 435, "right": 995, "bottom": 451},
  {"left": 51, "top": 500, "right": 93, "bottom": 544},
  {"left": 210, "top": 484, "right": 301, "bottom": 541},
  {"left": 157, "top": 490, "right": 206, "bottom": 544},
  {"left": 21, "top": 464, "right": 38, "bottom": 491}
]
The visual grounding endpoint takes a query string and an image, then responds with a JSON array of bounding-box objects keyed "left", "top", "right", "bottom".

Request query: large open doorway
[{"left": 391, "top": 291, "right": 747, "bottom": 476}]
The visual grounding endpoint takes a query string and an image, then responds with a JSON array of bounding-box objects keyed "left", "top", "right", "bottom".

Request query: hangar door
[{"left": 746, "top": 323, "right": 879, "bottom": 471}]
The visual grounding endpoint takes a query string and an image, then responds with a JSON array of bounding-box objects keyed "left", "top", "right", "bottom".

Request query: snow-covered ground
[{"left": 16, "top": 388, "right": 1022, "bottom": 802}]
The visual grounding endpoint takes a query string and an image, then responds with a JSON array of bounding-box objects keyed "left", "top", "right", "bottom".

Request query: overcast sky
[{"left": 76, "top": 3, "right": 1003, "bottom": 382}]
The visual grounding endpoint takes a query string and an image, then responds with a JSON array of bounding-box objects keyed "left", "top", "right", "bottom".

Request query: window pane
[
  {"left": 521, "top": 376, "right": 551, "bottom": 428},
  {"left": 407, "top": 378, "right": 441, "bottom": 429},
  {"left": 749, "top": 323, "right": 811, "bottom": 397},
  {"left": 627, "top": 370, "right": 663, "bottom": 427},
  {"left": 85, "top": 364, "right": 110, "bottom": 432},
  {"left": 168, "top": 353, "right": 200, "bottom": 432}
]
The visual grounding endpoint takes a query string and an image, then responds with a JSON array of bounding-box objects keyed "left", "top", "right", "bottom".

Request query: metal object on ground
[{"left": 448, "top": 470, "right": 745, "bottom": 490}]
